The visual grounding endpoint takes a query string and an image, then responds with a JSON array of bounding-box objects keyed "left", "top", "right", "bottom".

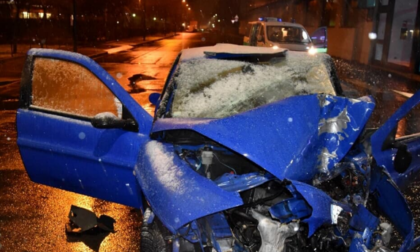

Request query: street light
[{"left": 132, "top": 13, "right": 136, "bottom": 17}]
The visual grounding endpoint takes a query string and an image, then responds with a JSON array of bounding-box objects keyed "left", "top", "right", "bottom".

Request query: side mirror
[
  {"left": 381, "top": 127, "right": 397, "bottom": 151},
  {"left": 149, "top": 93, "right": 160, "bottom": 106},
  {"left": 381, "top": 126, "right": 412, "bottom": 173},
  {"left": 91, "top": 112, "right": 136, "bottom": 130}
]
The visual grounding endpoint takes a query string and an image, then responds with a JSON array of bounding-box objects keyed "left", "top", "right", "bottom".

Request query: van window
[{"left": 267, "top": 26, "right": 310, "bottom": 43}]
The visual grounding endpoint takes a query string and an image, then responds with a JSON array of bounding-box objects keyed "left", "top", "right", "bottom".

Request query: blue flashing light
[{"left": 258, "top": 17, "right": 283, "bottom": 22}]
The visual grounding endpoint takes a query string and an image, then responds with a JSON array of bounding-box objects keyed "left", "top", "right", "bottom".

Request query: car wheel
[{"left": 140, "top": 220, "right": 172, "bottom": 252}]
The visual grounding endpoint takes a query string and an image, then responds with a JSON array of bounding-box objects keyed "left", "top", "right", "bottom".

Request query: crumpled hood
[{"left": 152, "top": 94, "right": 375, "bottom": 182}]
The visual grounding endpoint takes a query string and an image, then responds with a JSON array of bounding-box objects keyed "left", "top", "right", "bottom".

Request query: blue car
[{"left": 17, "top": 44, "right": 420, "bottom": 252}]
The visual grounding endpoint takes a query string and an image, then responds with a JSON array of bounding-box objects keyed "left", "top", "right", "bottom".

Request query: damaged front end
[{"left": 134, "top": 93, "right": 420, "bottom": 252}]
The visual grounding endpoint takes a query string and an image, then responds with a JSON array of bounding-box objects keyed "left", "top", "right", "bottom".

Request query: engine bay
[{"left": 151, "top": 129, "right": 412, "bottom": 252}]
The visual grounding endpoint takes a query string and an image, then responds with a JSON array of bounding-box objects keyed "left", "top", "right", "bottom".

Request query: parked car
[
  {"left": 243, "top": 17, "right": 314, "bottom": 52},
  {"left": 17, "top": 44, "right": 420, "bottom": 252}
]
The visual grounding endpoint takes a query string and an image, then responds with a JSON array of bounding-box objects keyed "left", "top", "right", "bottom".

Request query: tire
[
  {"left": 140, "top": 219, "right": 172, "bottom": 252},
  {"left": 140, "top": 218, "right": 199, "bottom": 252}
]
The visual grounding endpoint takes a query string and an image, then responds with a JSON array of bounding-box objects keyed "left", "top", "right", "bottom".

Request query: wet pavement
[
  {"left": 0, "top": 169, "right": 142, "bottom": 251},
  {"left": 1, "top": 32, "right": 420, "bottom": 251}
]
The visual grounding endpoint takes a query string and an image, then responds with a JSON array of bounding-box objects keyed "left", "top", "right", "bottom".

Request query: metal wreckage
[{"left": 16, "top": 45, "right": 420, "bottom": 251}]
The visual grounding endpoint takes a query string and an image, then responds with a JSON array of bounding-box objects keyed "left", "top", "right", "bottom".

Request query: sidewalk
[{"left": 0, "top": 33, "right": 177, "bottom": 61}]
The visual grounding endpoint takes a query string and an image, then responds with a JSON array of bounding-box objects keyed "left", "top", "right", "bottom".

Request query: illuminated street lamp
[
  {"left": 132, "top": 13, "right": 136, "bottom": 17},
  {"left": 188, "top": 7, "right": 190, "bottom": 10},
  {"left": 153, "top": 17, "right": 157, "bottom": 21}
]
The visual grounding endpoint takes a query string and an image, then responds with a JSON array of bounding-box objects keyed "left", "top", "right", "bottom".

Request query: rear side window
[{"left": 31, "top": 58, "right": 122, "bottom": 118}]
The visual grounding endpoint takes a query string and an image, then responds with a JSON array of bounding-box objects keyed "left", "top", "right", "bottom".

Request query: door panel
[
  {"left": 311, "top": 27, "right": 327, "bottom": 52},
  {"left": 17, "top": 49, "right": 153, "bottom": 208}
]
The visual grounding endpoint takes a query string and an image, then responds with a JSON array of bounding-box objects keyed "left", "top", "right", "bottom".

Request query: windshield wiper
[{"left": 204, "top": 50, "right": 287, "bottom": 63}]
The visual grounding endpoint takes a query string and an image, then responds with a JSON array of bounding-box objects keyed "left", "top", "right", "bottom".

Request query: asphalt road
[{"left": 1, "top": 32, "right": 420, "bottom": 251}]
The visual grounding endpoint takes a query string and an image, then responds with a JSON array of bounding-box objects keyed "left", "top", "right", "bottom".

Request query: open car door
[
  {"left": 311, "top": 27, "right": 327, "bottom": 53},
  {"left": 16, "top": 49, "right": 153, "bottom": 208},
  {"left": 371, "top": 90, "right": 420, "bottom": 190}
]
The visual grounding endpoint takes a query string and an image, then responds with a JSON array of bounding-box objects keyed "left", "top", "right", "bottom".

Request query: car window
[
  {"left": 267, "top": 26, "right": 310, "bottom": 43},
  {"left": 31, "top": 58, "right": 122, "bottom": 118},
  {"left": 251, "top": 24, "right": 259, "bottom": 37},
  {"left": 249, "top": 24, "right": 260, "bottom": 45},
  {"left": 259, "top": 25, "right": 266, "bottom": 42},
  {"left": 169, "top": 52, "right": 335, "bottom": 118},
  {"left": 311, "top": 27, "right": 327, "bottom": 46}
]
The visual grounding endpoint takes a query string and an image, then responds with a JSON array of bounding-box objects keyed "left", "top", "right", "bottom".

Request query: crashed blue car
[{"left": 17, "top": 44, "right": 420, "bottom": 252}]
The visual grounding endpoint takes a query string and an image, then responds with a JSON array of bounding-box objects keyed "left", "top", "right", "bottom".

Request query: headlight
[{"left": 308, "top": 46, "right": 317, "bottom": 55}]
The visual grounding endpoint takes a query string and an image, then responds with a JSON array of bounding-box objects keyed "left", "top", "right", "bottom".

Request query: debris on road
[{"left": 65, "top": 205, "right": 115, "bottom": 234}]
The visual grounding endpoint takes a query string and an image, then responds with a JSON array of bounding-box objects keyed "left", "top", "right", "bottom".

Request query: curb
[
  {"left": 0, "top": 99, "right": 19, "bottom": 110},
  {"left": 132, "top": 34, "right": 176, "bottom": 48},
  {"left": 89, "top": 51, "right": 108, "bottom": 59},
  {"left": 0, "top": 54, "right": 26, "bottom": 62}
]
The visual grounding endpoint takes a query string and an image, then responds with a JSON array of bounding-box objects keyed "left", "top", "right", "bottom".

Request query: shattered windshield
[
  {"left": 267, "top": 26, "right": 310, "bottom": 43},
  {"left": 170, "top": 52, "right": 336, "bottom": 118}
]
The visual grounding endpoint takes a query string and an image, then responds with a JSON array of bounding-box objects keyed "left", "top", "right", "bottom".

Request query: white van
[{"left": 244, "top": 17, "right": 314, "bottom": 52}]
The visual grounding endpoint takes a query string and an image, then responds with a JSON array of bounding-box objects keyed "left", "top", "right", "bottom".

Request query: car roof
[
  {"left": 180, "top": 43, "right": 288, "bottom": 62},
  {"left": 249, "top": 21, "right": 305, "bottom": 29}
]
